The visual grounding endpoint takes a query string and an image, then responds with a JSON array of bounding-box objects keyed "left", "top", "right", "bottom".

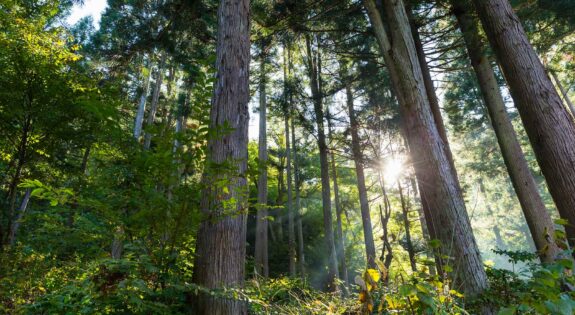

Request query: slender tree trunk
[
  {"left": 472, "top": 0, "right": 575, "bottom": 249},
  {"left": 8, "top": 188, "right": 31, "bottom": 245},
  {"left": 451, "top": 0, "right": 559, "bottom": 262},
  {"left": 283, "top": 44, "right": 296, "bottom": 277},
  {"left": 190, "top": 0, "right": 250, "bottom": 313},
  {"left": 305, "top": 34, "right": 339, "bottom": 292},
  {"left": 134, "top": 60, "right": 151, "bottom": 140},
  {"left": 276, "top": 163, "right": 284, "bottom": 242},
  {"left": 327, "top": 113, "right": 349, "bottom": 289},
  {"left": 345, "top": 84, "right": 377, "bottom": 269},
  {"left": 255, "top": 56, "right": 269, "bottom": 278},
  {"left": 407, "top": 8, "right": 459, "bottom": 186},
  {"left": 292, "top": 115, "right": 306, "bottom": 277},
  {"left": 409, "top": 175, "right": 436, "bottom": 275},
  {"left": 4, "top": 116, "right": 31, "bottom": 246},
  {"left": 398, "top": 180, "right": 417, "bottom": 272},
  {"left": 144, "top": 54, "right": 167, "bottom": 150},
  {"left": 549, "top": 70, "right": 575, "bottom": 117},
  {"left": 363, "top": 0, "right": 489, "bottom": 299}
]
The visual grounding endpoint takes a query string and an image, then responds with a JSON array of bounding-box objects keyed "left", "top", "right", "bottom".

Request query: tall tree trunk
[
  {"left": 407, "top": 8, "right": 459, "bottom": 186},
  {"left": 291, "top": 115, "right": 306, "bottom": 277},
  {"left": 327, "top": 113, "right": 349, "bottom": 289},
  {"left": 283, "top": 46, "right": 296, "bottom": 278},
  {"left": 190, "top": 0, "right": 250, "bottom": 313},
  {"left": 305, "top": 34, "right": 339, "bottom": 292},
  {"left": 398, "top": 180, "right": 417, "bottom": 272},
  {"left": 345, "top": 84, "right": 377, "bottom": 269},
  {"left": 363, "top": 0, "right": 489, "bottom": 299},
  {"left": 143, "top": 54, "right": 167, "bottom": 150},
  {"left": 549, "top": 70, "right": 575, "bottom": 117},
  {"left": 134, "top": 60, "right": 151, "bottom": 140},
  {"left": 255, "top": 56, "right": 269, "bottom": 278},
  {"left": 451, "top": 0, "right": 559, "bottom": 262},
  {"left": 472, "top": 0, "right": 575, "bottom": 249}
]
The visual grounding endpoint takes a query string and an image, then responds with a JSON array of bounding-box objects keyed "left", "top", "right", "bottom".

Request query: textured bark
[
  {"left": 328, "top": 114, "right": 349, "bottom": 288},
  {"left": 190, "top": 0, "right": 250, "bottom": 313},
  {"left": 284, "top": 46, "right": 296, "bottom": 277},
  {"left": 452, "top": 0, "right": 559, "bottom": 262},
  {"left": 8, "top": 188, "right": 31, "bottom": 245},
  {"left": 473, "top": 0, "right": 575, "bottom": 249},
  {"left": 345, "top": 85, "right": 377, "bottom": 269},
  {"left": 305, "top": 34, "right": 339, "bottom": 291},
  {"left": 255, "top": 57, "right": 269, "bottom": 278},
  {"left": 134, "top": 60, "right": 151, "bottom": 140},
  {"left": 291, "top": 116, "right": 306, "bottom": 277},
  {"left": 363, "top": 0, "right": 488, "bottom": 298},
  {"left": 143, "top": 54, "right": 166, "bottom": 150}
]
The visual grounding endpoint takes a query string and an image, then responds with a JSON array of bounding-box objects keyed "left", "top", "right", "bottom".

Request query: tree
[
  {"left": 255, "top": 49, "right": 269, "bottom": 278},
  {"left": 363, "top": 0, "right": 489, "bottom": 299},
  {"left": 304, "top": 34, "right": 340, "bottom": 292},
  {"left": 450, "top": 0, "right": 559, "bottom": 262},
  {"left": 190, "top": 0, "right": 251, "bottom": 313},
  {"left": 472, "top": 0, "right": 575, "bottom": 248}
]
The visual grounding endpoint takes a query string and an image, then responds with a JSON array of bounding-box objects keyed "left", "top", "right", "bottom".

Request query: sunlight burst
[{"left": 382, "top": 156, "right": 405, "bottom": 183}]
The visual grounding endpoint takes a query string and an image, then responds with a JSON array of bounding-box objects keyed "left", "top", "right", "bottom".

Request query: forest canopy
[{"left": 1, "top": 0, "right": 575, "bottom": 314}]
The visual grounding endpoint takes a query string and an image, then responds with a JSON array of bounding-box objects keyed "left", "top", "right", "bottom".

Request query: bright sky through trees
[{"left": 67, "top": 0, "right": 107, "bottom": 27}]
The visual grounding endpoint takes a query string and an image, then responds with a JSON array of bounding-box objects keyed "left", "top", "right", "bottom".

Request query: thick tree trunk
[
  {"left": 291, "top": 116, "right": 306, "bottom": 277},
  {"left": 363, "top": 0, "right": 489, "bottom": 299},
  {"left": 143, "top": 54, "right": 166, "bottom": 150},
  {"left": 190, "top": 0, "right": 250, "bottom": 313},
  {"left": 327, "top": 114, "right": 349, "bottom": 289},
  {"left": 305, "top": 34, "right": 340, "bottom": 292},
  {"left": 472, "top": 0, "right": 575, "bottom": 249},
  {"left": 134, "top": 61, "right": 151, "bottom": 140},
  {"left": 255, "top": 57, "right": 269, "bottom": 278},
  {"left": 345, "top": 84, "right": 377, "bottom": 269},
  {"left": 452, "top": 0, "right": 559, "bottom": 262}
]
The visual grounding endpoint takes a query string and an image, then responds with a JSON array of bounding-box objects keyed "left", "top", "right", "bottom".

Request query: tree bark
[
  {"left": 451, "top": 0, "right": 559, "bottom": 262},
  {"left": 363, "top": 0, "right": 489, "bottom": 299},
  {"left": 472, "top": 0, "right": 575, "bottom": 249},
  {"left": 255, "top": 56, "right": 269, "bottom": 278},
  {"left": 305, "top": 34, "right": 340, "bottom": 292},
  {"left": 143, "top": 54, "right": 166, "bottom": 150},
  {"left": 190, "top": 0, "right": 250, "bottom": 313},
  {"left": 345, "top": 84, "right": 377, "bottom": 269}
]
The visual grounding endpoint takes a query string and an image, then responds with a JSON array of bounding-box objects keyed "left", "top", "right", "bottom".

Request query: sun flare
[{"left": 382, "top": 156, "right": 405, "bottom": 183}]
